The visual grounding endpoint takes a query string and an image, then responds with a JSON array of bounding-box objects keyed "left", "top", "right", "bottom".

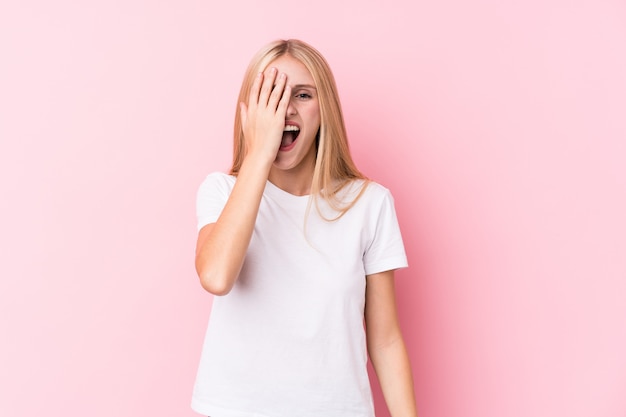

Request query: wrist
[{"left": 239, "top": 152, "right": 274, "bottom": 178}]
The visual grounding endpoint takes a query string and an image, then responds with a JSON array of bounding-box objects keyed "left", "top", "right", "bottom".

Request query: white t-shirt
[{"left": 192, "top": 172, "right": 408, "bottom": 417}]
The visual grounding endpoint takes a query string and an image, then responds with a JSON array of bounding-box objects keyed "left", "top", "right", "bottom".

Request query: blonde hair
[{"left": 231, "top": 39, "right": 368, "bottom": 219}]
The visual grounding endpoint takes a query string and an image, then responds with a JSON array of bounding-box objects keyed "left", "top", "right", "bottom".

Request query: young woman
[{"left": 192, "top": 39, "right": 417, "bottom": 417}]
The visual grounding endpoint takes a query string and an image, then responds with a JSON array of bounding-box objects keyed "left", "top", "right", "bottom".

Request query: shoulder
[
  {"left": 198, "top": 172, "right": 236, "bottom": 195},
  {"left": 201, "top": 171, "right": 236, "bottom": 185},
  {"left": 353, "top": 180, "right": 395, "bottom": 207},
  {"left": 331, "top": 179, "right": 397, "bottom": 220},
  {"left": 363, "top": 180, "right": 392, "bottom": 198}
]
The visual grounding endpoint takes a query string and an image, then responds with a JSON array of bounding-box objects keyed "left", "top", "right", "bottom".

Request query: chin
[{"left": 272, "top": 159, "right": 298, "bottom": 171}]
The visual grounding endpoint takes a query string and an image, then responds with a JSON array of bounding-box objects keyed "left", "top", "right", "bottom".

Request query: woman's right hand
[{"left": 239, "top": 67, "right": 292, "bottom": 163}]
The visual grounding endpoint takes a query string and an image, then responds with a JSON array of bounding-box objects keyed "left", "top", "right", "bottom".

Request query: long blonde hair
[{"left": 231, "top": 39, "right": 368, "bottom": 219}]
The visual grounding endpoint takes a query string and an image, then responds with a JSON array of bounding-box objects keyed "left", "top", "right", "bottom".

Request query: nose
[{"left": 286, "top": 99, "right": 297, "bottom": 116}]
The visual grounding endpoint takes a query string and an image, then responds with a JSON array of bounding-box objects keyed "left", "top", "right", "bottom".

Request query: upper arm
[
  {"left": 364, "top": 270, "right": 403, "bottom": 351},
  {"left": 195, "top": 223, "right": 215, "bottom": 257},
  {"left": 195, "top": 223, "right": 216, "bottom": 280}
]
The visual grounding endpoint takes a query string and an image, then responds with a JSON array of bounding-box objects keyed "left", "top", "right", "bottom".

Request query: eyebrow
[{"left": 291, "top": 84, "right": 317, "bottom": 90}]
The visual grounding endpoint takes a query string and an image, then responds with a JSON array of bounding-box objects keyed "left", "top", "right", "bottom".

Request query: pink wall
[{"left": 1, "top": 1, "right": 625, "bottom": 416}]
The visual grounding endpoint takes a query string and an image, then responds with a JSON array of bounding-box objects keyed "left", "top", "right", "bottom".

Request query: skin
[
  {"left": 195, "top": 54, "right": 418, "bottom": 416},
  {"left": 264, "top": 56, "right": 321, "bottom": 195},
  {"left": 366, "top": 270, "right": 419, "bottom": 416}
]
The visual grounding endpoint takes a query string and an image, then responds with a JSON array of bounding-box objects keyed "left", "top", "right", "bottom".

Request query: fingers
[
  {"left": 268, "top": 72, "right": 287, "bottom": 110},
  {"left": 276, "top": 85, "right": 291, "bottom": 115},
  {"left": 258, "top": 67, "right": 277, "bottom": 107},
  {"left": 250, "top": 67, "right": 288, "bottom": 111},
  {"left": 240, "top": 68, "right": 291, "bottom": 161}
]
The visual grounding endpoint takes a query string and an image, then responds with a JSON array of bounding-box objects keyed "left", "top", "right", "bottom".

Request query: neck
[{"left": 268, "top": 162, "right": 315, "bottom": 196}]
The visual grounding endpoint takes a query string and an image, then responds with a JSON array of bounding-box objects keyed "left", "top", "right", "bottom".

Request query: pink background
[{"left": 1, "top": 1, "right": 625, "bottom": 416}]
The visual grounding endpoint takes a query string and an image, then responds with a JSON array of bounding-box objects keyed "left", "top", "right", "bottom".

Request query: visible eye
[{"left": 294, "top": 92, "right": 313, "bottom": 100}]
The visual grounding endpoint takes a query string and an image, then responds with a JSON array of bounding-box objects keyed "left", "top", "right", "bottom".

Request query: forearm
[
  {"left": 195, "top": 155, "right": 272, "bottom": 295},
  {"left": 369, "top": 337, "right": 418, "bottom": 417}
]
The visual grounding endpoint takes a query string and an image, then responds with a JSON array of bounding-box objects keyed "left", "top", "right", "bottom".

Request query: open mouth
[{"left": 280, "top": 124, "right": 300, "bottom": 150}]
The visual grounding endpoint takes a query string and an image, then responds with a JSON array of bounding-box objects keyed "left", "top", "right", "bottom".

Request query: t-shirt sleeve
[
  {"left": 196, "top": 172, "right": 232, "bottom": 231},
  {"left": 363, "top": 189, "right": 408, "bottom": 275}
]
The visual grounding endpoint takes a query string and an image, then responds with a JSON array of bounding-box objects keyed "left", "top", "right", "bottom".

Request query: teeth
[{"left": 283, "top": 125, "right": 300, "bottom": 132}]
